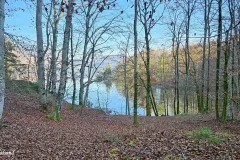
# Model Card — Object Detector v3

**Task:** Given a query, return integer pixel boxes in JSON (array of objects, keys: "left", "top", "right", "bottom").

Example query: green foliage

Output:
[
  {"left": 185, "top": 128, "right": 224, "bottom": 145},
  {"left": 209, "top": 137, "right": 224, "bottom": 144},
  {"left": 46, "top": 106, "right": 62, "bottom": 122},
  {"left": 194, "top": 128, "right": 212, "bottom": 139},
  {"left": 109, "top": 148, "right": 117, "bottom": 157},
  {"left": 109, "top": 153, "right": 116, "bottom": 157},
  {"left": 28, "top": 82, "right": 39, "bottom": 93},
  {"left": 0, "top": 124, "right": 8, "bottom": 129},
  {"left": 129, "top": 140, "right": 136, "bottom": 146},
  {"left": 104, "top": 63, "right": 112, "bottom": 78}
]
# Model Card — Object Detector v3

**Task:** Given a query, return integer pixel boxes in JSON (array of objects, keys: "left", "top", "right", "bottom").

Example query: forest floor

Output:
[{"left": 0, "top": 80, "right": 240, "bottom": 159}]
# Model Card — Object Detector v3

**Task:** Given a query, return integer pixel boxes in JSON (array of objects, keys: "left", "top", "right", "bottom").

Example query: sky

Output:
[{"left": 4, "top": 0, "right": 206, "bottom": 58}]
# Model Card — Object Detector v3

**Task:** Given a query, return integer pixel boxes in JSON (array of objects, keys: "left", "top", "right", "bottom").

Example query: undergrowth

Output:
[
  {"left": 185, "top": 127, "right": 224, "bottom": 144},
  {"left": 0, "top": 124, "right": 8, "bottom": 129},
  {"left": 46, "top": 106, "right": 62, "bottom": 122}
]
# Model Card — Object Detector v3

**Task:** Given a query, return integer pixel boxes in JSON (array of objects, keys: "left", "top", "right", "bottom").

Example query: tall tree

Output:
[
  {"left": 70, "top": 23, "right": 76, "bottom": 110},
  {"left": 205, "top": 0, "right": 213, "bottom": 113},
  {"left": 36, "top": 0, "right": 47, "bottom": 109},
  {"left": 49, "top": 0, "right": 64, "bottom": 94},
  {"left": 56, "top": 0, "right": 74, "bottom": 120},
  {"left": 168, "top": 4, "right": 184, "bottom": 115},
  {"left": 200, "top": 0, "right": 208, "bottom": 113},
  {"left": 123, "top": 34, "right": 130, "bottom": 115},
  {"left": 79, "top": 0, "right": 97, "bottom": 107},
  {"left": 178, "top": 0, "right": 196, "bottom": 113},
  {"left": 215, "top": 0, "right": 222, "bottom": 119},
  {"left": 138, "top": 0, "right": 163, "bottom": 116},
  {"left": 222, "top": 30, "right": 230, "bottom": 122},
  {"left": 78, "top": 0, "right": 118, "bottom": 109},
  {"left": 0, "top": 0, "right": 5, "bottom": 120},
  {"left": 133, "top": 0, "right": 139, "bottom": 124}
]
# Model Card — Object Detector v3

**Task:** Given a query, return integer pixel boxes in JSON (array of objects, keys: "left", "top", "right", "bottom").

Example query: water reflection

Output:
[
  {"left": 66, "top": 81, "right": 198, "bottom": 116},
  {"left": 65, "top": 81, "right": 146, "bottom": 115}
]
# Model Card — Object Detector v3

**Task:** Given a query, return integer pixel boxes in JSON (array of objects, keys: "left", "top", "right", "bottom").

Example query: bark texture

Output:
[
  {"left": 0, "top": 0, "right": 5, "bottom": 119},
  {"left": 56, "top": 0, "right": 74, "bottom": 113},
  {"left": 36, "top": 0, "right": 46, "bottom": 108},
  {"left": 133, "top": 0, "right": 139, "bottom": 124}
]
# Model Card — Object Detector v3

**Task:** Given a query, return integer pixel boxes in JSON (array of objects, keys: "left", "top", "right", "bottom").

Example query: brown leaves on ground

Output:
[{"left": 0, "top": 89, "right": 240, "bottom": 159}]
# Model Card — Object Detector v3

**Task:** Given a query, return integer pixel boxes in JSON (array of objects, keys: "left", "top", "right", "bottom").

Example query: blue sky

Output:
[
  {"left": 5, "top": 0, "right": 36, "bottom": 40},
  {"left": 5, "top": 0, "right": 206, "bottom": 55}
]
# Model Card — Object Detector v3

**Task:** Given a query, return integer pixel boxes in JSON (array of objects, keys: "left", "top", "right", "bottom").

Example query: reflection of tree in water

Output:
[
  {"left": 114, "top": 79, "right": 199, "bottom": 116},
  {"left": 104, "top": 80, "right": 112, "bottom": 93},
  {"left": 114, "top": 79, "right": 147, "bottom": 109}
]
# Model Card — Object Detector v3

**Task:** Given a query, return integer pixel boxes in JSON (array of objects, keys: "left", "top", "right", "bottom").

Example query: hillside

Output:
[{"left": 0, "top": 80, "right": 240, "bottom": 159}]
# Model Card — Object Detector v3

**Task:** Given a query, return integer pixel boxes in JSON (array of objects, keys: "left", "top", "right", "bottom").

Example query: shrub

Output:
[{"left": 194, "top": 128, "right": 212, "bottom": 139}]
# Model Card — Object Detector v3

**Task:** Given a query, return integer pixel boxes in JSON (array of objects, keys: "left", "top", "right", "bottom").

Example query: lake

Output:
[
  {"left": 65, "top": 81, "right": 146, "bottom": 115},
  {"left": 65, "top": 81, "right": 197, "bottom": 116}
]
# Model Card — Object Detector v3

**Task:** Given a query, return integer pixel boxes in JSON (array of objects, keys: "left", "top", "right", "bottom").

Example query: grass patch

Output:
[
  {"left": 185, "top": 127, "right": 224, "bottom": 144},
  {"left": 195, "top": 128, "right": 212, "bottom": 139},
  {"left": 209, "top": 137, "right": 224, "bottom": 144},
  {"left": 0, "top": 124, "right": 8, "bottom": 129},
  {"left": 109, "top": 148, "right": 118, "bottom": 158}
]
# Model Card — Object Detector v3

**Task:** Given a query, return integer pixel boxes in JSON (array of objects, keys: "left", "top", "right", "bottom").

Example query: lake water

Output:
[
  {"left": 65, "top": 81, "right": 197, "bottom": 116},
  {"left": 65, "top": 81, "right": 146, "bottom": 116}
]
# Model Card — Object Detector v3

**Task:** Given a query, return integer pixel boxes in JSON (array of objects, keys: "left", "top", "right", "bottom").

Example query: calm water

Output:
[
  {"left": 65, "top": 81, "right": 197, "bottom": 116},
  {"left": 65, "top": 81, "right": 146, "bottom": 115}
]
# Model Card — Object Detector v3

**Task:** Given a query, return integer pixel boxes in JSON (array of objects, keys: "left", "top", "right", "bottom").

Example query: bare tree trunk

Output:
[
  {"left": 172, "top": 26, "right": 177, "bottom": 115},
  {"left": 50, "top": 25, "right": 58, "bottom": 94},
  {"left": 176, "top": 32, "right": 181, "bottom": 115},
  {"left": 222, "top": 30, "right": 230, "bottom": 122},
  {"left": 133, "top": 0, "right": 139, "bottom": 124},
  {"left": 215, "top": 0, "right": 222, "bottom": 119},
  {"left": 144, "top": 23, "right": 151, "bottom": 116},
  {"left": 50, "top": 0, "right": 63, "bottom": 94},
  {"left": 206, "top": 0, "right": 212, "bottom": 112},
  {"left": 172, "top": 20, "right": 181, "bottom": 115},
  {"left": 163, "top": 90, "right": 166, "bottom": 115},
  {"left": 184, "top": 13, "right": 190, "bottom": 114},
  {"left": 0, "top": 0, "right": 5, "bottom": 120},
  {"left": 36, "top": 0, "right": 46, "bottom": 109},
  {"left": 124, "top": 34, "right": 130, "bottom": 115},
  {"left": 201, "top": 0, "right": 207, "bottom": 113},
  {"left": 84, "top": 46, "right": 95, "bottom": 107},
  {"left": 79, "top": 5, "right": 91, "bottom": 107},
  {"left": 238, "top": 7, "right": 240, "bottom": 111},
  {"left": 56, "top": 0, "right": 74, "bottom": 119},
  {"left": 70, "top": 23, "right": 76, "bottom": 110}
]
